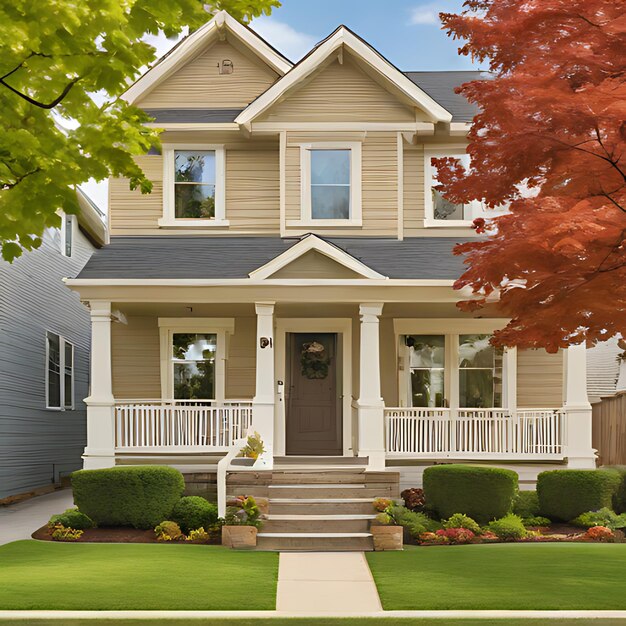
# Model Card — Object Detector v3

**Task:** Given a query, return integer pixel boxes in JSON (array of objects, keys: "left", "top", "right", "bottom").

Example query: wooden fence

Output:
[{"left": 592, "top": 393, "right": 626, "bottom": 466}]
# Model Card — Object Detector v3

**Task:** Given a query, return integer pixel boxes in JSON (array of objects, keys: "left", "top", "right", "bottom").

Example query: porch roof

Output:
[{"left": 77, "top": 235, "right": 472, "bottom": 280}]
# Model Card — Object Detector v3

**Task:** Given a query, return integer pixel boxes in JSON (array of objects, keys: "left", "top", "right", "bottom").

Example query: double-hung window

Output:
[
  {"left": 46, "top": 332, "right": 74, "bottom": 410},
  {"left": 295, "top": 142, "right": 362, "bottom": 226},
  {"left": 459, "top": 334, "right": 503, "bottom": 408},
  {"left": 160, "top": 145, "right": 227, "bottom": 227},
  {"left": 407, "top": 335, "right": 446, "bottom": 408}
]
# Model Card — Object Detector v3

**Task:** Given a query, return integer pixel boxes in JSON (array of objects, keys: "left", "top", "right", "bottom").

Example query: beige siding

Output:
[
  {"left": 517, "top": 349, "right": 564, "bottom": 408},
  {"left": 112, "top": 317, "right": 161, "bottom": 399},
  {"left": 285, "top": 131, "right": 399, "bottom": 236},
  {"left": 403, "top": 146, "right": 425, "bottom": 234},
  {"left": 226, "top": 317, "right": 256, "bottom": 399},
  {"left": 270, "top": 251, "right": 361, "bottom": 279},
  {"left": 137, "top": 40, "right": 278, "bottom": 109},
  {"left": 260, "top": 55, "right": 416, "bottom": 123},
  {"left": 380, "top": 317, "right": 398, "bottom": 406}
]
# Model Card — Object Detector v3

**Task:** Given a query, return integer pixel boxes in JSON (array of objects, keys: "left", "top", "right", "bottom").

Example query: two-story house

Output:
[{"left": 67, "top": 12, "right": 596, "bottom": 496}]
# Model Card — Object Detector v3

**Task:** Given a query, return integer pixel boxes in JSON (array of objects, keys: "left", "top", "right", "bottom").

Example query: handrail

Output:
[{"left": 217, "top": 426, "right": 254, "bottom": 518}]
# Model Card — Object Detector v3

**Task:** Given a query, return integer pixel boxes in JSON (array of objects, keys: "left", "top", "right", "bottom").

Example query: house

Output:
[
  {"left": 66, "top": 12, "right": 596, "bottom": 508},
  {"left": 0, "top": 190, "right": 107, "bottom": 501}
]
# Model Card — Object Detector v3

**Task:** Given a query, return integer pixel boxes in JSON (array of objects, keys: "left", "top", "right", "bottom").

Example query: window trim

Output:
[
  {"left": 61, "top": 213, "right": 74, "bottom": 257},
  {"left": 423, "top": 144, "right": 482, "bottom": 228},
  {"left": 159, "top": 143, "right": 228, "bottom": 228},
  {"left": 293, "top": 141, "right": 362, "bottom": 227},
  {"left": 158, "top": 318, "right": 235, "bottom": 402},
  {"left": 45, "top": 331, "right": 74, "bottom": 410}
]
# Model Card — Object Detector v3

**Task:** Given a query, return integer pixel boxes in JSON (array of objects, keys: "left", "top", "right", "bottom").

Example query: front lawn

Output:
[
  {"left": 4, "top": 622, "right": 626, "bottom": 626},
  {"left": 0, "top": 541, "right": 278, "bottom": 610},
  {"left": 367, "top": 543, "right": 626, "bottom": 610}
]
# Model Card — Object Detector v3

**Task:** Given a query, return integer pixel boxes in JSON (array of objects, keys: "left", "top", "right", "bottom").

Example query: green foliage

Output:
[
  {"left": 186, "top": 527, "right": 210, "bottom": 542},
  {"left": 571, "top": 507, "right": 626, "bottom": 531},
  {"left": 0, "top": 0, "right": 279, "bottom": 261},
  {"left": 602, "top": 466, "right": 626, "bottom": 513},
  {"left": 237, "top": 431, "right": 265, "bottom": 460},
  {"left": 154, "top": 521, "right": 183, "bottom": 542},
  {"left": 374, "top": 512, "right": 394, "bottom": 526},
  {"left": 391, "top": 505, "right": 441, "bottom": 537},
  {"left": 442, "top": 513, "right": 481, "bottom": 534},
  {"left": 48, "top": 508, "right": 94, "bottom": 530},
  {"left": 537, "top": 469, "right": 621, "bottom": 521},
  {"left": 224, "top": 495, "right": 262, "bottom": 528},
  {"left": 373, "top": 497, "right": 394, "bottom": 512},
  {"left": 522, "top": 516, "right": 551, "bottom": 527},
  {"left": 488, "top": 514, "right": 527, "bottom": 540},
  {"left": 423, "top": 464, "right": 518, "bottom": 523},
  {"left": 72, "top": 465, "right": 185, "bottom": 529},
  {"left": 50, "top": 524, "right": 83, "bottom": 541},
  {"left": 513, "top": 490, "right": 540, "bottom": 518},
  {"left": 170, "top": 496, "right": 218, "bottom": 534}
]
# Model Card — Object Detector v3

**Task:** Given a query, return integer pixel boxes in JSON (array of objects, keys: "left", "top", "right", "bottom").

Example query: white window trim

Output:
[
  {"left": 45, "top": 332, "right": 74, "bottom": 410},
  {"left": 159, "top": 144, "right": 229, "bottom": 228},
  {"left": 291, "top": 142, "right": 362, "bottom": 227},
  {"left": 60, "top": 213, "right": 74, "bottom": 257},
  {"left": 423, "top": 144, "right": 482, "bottom": 228},
  {"left": 158, "top": 318, "right": 235, "bottom": 402}
]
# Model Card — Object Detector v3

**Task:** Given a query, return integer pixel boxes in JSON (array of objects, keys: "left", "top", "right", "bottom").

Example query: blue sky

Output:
[{"left": 81, "top": 1, "right": 478, "bottom": 211}]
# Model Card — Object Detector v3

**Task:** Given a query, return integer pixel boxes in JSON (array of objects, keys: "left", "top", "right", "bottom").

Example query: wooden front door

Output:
[{"left": 286, "top": 332, "right": 342, "bottom": 455}]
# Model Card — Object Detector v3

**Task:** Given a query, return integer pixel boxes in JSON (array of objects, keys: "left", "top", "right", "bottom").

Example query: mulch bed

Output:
[{"left": 32, "top": 525, "right": 221, "bottom": 544}]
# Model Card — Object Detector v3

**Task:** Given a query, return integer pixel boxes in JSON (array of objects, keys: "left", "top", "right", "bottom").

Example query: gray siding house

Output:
[{"left": 0, "top": 190, "right": 107, "bottom": 500}]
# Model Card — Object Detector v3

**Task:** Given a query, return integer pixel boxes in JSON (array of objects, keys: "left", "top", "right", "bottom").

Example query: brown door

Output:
[{"left": 286, "top": 332, "right": 342, "bottom": 455}]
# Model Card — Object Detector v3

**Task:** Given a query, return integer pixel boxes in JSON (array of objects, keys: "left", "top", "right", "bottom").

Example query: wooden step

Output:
[
  {"left": 273, "top": 456, "right": 368, "bottom": 466},
  {"left": 256, "top": 532, "right": 373, "bottom": 551},
  {"left": 262, "top": 514, "right": 374, "bottom": 533},
  {"left": 268, "top": 499, "right": 375, "bottom": 515},
  {"left": 268, "top": 484, "right": 394, "bottom": 499},
  {"left": 269, "top": 470, "right": 395, "bottom": 484}
]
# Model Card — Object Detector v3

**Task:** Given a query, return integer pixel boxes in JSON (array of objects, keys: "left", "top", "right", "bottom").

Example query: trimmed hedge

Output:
[
  {"left": 171, "top": 496, "right": 218, "bottom": 533},
  {"left": 537, "top": 469, "right": 621, "bottom": 521},
  {"left": 602, "top": 466, "right": 626, "bottom": 513},
  {"left": 512, "top": 490, "right": 540, "bottom": 518},
  {"left": 422, "top": 464, "right": 518, "bottom": 523},
  {"left": 72, "top": 466, "right": 185, "bottom": 529},
  {"left": 48, "top": 508, "right": 94, "bottom": 530}
]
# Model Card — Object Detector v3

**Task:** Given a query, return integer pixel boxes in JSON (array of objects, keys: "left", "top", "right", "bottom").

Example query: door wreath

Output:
[{"left": 300, "top": 341, "right": 330, "bottom": 379}]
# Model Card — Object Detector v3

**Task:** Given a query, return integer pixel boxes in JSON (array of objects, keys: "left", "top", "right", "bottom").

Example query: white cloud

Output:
[
  {"left": 250, "top": 17, "right": 317, "bottom": 62},
  {"left": 409, "top": 2, "right": 446, "bottom": 25}
]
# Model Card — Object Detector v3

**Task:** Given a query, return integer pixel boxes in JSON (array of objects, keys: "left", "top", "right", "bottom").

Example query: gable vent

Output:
[{"left": 218, "top": 59, "right": 234, "bottom": 74}]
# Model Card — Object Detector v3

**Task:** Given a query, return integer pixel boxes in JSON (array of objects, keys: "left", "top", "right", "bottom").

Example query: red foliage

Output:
[
  {"left": 401, "top": 488, "right": 426, "bottom": 511},
  {"left": 436, "top": 527, "right": 477, "bottom": 544},
  {"left": 584, "top": 525, "right": 615, "bottom": 541},
  {"left": 436, "top": 0, "right": 626, "bottom": 350}
]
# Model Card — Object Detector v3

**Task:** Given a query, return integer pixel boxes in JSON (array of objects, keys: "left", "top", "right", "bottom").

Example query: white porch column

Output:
[
  {"left": 564, "top": 343, "right": 596, "bottom": 468},
  {"left": 357, "top": 303, "right": 385, "bottom": 470},
  {"left": 252, "top": 302, "right": 275, "bottom": 467},
  {"left": 82, "top": 300, "right": 116, "bottom": 469}
]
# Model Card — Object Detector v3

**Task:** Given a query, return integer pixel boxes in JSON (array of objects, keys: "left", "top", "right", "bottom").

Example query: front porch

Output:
[{"left": 79, "top": 298, "right": 596, "bottom": 472}]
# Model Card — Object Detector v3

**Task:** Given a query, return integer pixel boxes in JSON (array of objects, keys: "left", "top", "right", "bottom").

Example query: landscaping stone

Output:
[
  {"left": 371, "top": 526, "right": 403, "bottom": 551},
  {"left": 222, "top": 525, "right": 257, "bottom": 549}
]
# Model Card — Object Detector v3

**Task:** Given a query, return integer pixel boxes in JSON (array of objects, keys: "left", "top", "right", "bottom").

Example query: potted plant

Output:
[
  {"left": 221, "top": 495, "right": 263, "bottom": 549},
  {"left": 370, "top": 497, "right": 403, "bottom": 551},
  {"left": 232, "top": 432, "right": 265, "bottom": 467}
]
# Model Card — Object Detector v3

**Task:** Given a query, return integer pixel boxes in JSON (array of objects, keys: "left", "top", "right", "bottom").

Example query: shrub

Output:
[
  {"left": 224, "top": 495, "right": 262, "bottom": 528},
  {"left": 154, "top": 520, "right": 183, "bottom": 542},
  {"left": 522, "top": 516, "right": 552, "bottom": 527},
  {"left": 72, "top": 466, "right": 185, "bottom": 529},
  {"left": 571, "top": 508, "right": 626, "bottom": 530},
  {"left": 537, "top": 469, "right": 621, "bottom": 521},
  {"left": 170, "top": 496, "right": 218, "bottom": 534},
  {"left": 373, "top": 497, "right": 393, "bottom": 512},
  {"left": 602, "top": 466, "right": 626, "bottom": 513},
  {"left": 48, "top": 508, "right": 94, "bottom": 530},
  {"left": 584, "top": 526, "right": 615, "bottom": 542},
  {"left": 186, "top": 527, "right": 209, "bottom": 542},
  {"left": 423, "top": 464, "right": 518, "bottom": 523},
  {"left": 50, "top": 524, "right": 83, "bottom": 541},
  {"left": 513, "top": 491, "right": 540, "bottom": 518},
  {"left": 391, "top": 505, "right": 441, "bottom": 537},
  {"left": 419, "top": 531, "right": 449, "bottom": 545},
  {"left": 435, "top": 528, "right": 476, "bottom": 544},
  {"left": 374, "top": 512, "right": 394, "bottom": 526},
  {"left": 488, "top": 514, "right": 527, "bottom": 540},
  {"left": 442, "top": 513, "right": 481, "bottom": 534},
  {"left": 401, "top": 488, "right": 425, "bottom": 511}
]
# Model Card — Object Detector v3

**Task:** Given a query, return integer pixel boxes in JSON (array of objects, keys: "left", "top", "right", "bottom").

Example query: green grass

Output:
[
  {"left": 3, "top": 623, "right": 626, "bottom": 626},
  {"left": 0, "top": 541, "right": 278, "bottom": 610},
  {"left": 367, "top": 543, "right": 626, "bottom": 610}
]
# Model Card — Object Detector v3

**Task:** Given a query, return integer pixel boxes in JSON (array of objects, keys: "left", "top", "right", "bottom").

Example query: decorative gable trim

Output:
[
  {"left": 236, "top": 26, "right": 453, "bottom": 127},
  {"left": 249, "top": 234, "right": 386, "bottom": 280},
  {"left": 122, "top": 11, "right": 292, "bottom": 105}
]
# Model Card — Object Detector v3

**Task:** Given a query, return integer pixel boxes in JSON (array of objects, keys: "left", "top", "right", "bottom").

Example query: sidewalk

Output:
[{"left": 0, "top": 489, "right": 73, "bottom": 545}]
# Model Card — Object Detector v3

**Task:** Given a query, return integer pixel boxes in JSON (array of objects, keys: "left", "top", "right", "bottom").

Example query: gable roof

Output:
[
  {"left": 76, "top": 188, "right": 108, "bottom": 248},
  {"left": 122, "top": 11, "right": 292, "bottom": 105},
  {"left": 236, "top": 25, "right": 453, "bottom": 127}
]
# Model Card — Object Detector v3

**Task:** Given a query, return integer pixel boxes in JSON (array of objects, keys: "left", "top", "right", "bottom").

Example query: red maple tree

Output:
[{"left": 436, "top": 0, "right": 626, "bottom": 352}]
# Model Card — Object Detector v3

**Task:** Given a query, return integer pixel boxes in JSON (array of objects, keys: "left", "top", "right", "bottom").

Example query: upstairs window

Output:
[
  {"left": 160, "top": 145, "right": 227, "bottom": 227},
  {"left": 46, "top": 332, "right": 74, "bottom": 410}
]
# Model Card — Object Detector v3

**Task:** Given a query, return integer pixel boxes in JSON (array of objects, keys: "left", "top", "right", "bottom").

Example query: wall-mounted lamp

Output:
[{"left": 260, "top": 337, "right": 272, "bottom": 349}]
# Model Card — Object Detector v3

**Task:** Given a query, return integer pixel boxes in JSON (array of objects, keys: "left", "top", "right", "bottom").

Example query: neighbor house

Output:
[
  {"left": 0, "top": 190, "right": 107, "bottom": 501},
  {"left": 66, "top": 12, "right": 596, "bottom": 505}
]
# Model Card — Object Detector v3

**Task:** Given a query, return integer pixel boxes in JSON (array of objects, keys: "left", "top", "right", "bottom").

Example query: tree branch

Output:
[{"left": 0, "top": 75, "right": 83, "bottom": 109}]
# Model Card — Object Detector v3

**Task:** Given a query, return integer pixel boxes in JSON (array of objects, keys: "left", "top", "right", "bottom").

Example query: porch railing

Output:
[
  {"left": 114, "top": 400, "right": 253, "bottom": 451},
  {"left": 385, "top": 407, "right": 565, "bottom": 459}
]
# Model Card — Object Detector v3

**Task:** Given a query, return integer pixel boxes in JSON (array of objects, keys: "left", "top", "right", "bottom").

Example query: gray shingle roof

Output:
[
  {"left": 142, "top": 108, "right": 244, "bottom": 123},
  {"left": 404, "top": 71, "right": 490, "bottom": 122},
  {"left": 77, "top": 236, "right": 472, "bottom": 280}
]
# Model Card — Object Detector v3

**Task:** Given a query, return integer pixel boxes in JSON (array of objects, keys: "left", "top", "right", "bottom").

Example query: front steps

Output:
[{"left": 226, "top": 461, "right": 399, "bottom": 551}]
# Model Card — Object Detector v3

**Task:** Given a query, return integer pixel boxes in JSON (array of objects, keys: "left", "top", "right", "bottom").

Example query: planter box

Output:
[
  {"left": 371, "top": 525, "right": 403, "bottom": 551},
  {"left": 222, "top": 525, "right": 257, "bottom": 549},
  {"left": 231, "top": 457, "right": 256, "bottom": 467}
]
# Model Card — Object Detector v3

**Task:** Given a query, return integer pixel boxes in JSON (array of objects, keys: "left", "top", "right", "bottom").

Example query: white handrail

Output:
[{"left": 217, "top": 426, "right": 254, "bottom": 519}]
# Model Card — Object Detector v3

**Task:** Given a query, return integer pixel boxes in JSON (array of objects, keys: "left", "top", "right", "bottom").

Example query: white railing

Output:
[
  {"left": 114, "top": 400, "right": 253, "bottom": 451},
  {"left": 385, "top": 407, "right": 565, "bottom": 459}
]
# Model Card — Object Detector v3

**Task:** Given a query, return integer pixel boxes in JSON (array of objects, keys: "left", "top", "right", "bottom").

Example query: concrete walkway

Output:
[
  {"left": 0, "top": 489, "right": 73, "bottom": 545},
  {"left": 276, "top": 552, "right": 382, "bottom": 614}
]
